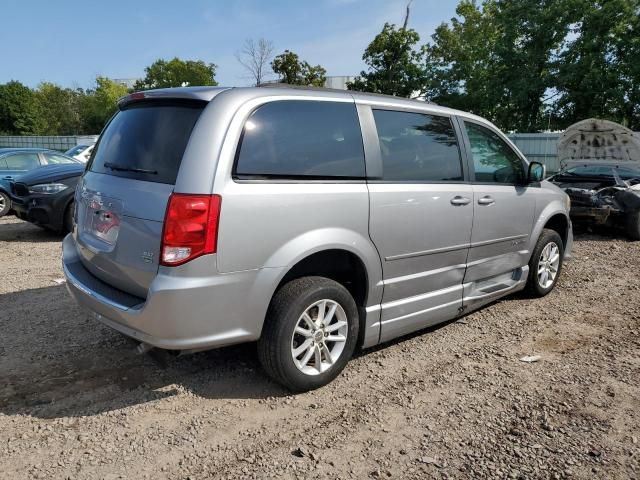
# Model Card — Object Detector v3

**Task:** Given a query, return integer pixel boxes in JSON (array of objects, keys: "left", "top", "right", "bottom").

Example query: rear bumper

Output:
[{"left": 62, "top": 234, "right": 283, "bottom": 350}]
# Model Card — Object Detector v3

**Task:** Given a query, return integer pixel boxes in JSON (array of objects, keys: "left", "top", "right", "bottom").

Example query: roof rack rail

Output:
[{"left": 258, "top": 83, "right": 436, "bottom": 104}]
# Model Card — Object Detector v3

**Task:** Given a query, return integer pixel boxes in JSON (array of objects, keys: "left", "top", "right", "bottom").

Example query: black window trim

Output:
[
  {"left": 366, "top": 106, "right": 470, "bottom": 185},
  {"left": 87, "top": 99, "right": 206, "bottom": 185},
  {"left": 457, "top": 117, "right": 529, "bottom": 187},
  {"left": 232, "top": 99, "right": 368, "bottom": 183}
]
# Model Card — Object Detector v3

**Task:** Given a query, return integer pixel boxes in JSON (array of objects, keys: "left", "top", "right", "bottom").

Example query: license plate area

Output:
[{"left": 82, "top": 193, "right": 124, "bottom": 249}]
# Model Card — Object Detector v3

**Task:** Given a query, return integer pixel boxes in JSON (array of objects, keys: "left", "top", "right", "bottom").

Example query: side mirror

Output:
[{"left": 528, "top": 162, "right": 546, "bottom": 183}]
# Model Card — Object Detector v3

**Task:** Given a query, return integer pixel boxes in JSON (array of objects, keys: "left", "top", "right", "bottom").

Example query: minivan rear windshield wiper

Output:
[{"left": 104, "top": 162, "right": 158, "bottom": 175}]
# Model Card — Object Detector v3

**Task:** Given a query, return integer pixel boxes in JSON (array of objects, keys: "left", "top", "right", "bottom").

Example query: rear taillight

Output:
[{"left": 160, "top": 193, "right": 221, "bottom": 266}]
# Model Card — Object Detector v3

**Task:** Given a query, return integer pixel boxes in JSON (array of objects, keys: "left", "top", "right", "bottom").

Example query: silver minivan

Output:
[{"left": 62, "top": 86, "right": 573, "bottom": 391}]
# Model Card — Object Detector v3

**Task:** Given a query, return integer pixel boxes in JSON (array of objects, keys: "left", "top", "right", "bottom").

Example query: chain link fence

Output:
[
  {"left": 0, "top": 135, "right": 98, "bottom": 152},
  {"left": 0, "top": 133, "right": 576, "bottom": 173}
]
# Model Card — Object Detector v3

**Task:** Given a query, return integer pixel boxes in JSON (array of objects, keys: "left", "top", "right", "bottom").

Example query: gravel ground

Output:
[{"left": 0, "top": 215, "right": 638, "bottom": 479}]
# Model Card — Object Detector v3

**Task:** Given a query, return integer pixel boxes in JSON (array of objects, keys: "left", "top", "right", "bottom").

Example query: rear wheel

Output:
[
  {"left": 526, "top": 228, "right": 564, "bottom": 297},
  {"left": 257, "top": 276, "right": 359, "bottom": 392},
  {"left": 0, "top": 192, "right": 10, "bottom": 217},
  {"left": 624, "top": 210, "right": 640, "bottom": 241}
]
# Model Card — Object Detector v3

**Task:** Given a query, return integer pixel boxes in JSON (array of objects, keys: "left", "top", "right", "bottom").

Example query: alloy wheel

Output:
[
  {"left": 290, "top": 299, "right": 348, "bottom": 376},
  {"left": 537, "top": 241, "right": 560, "bottom": 289}
]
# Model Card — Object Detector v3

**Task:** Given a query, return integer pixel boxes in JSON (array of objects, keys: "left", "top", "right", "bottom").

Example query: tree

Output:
[
  {"left": 553, "top": 0, "right": 640, "bottom": 129},
  {"left": 81, "top": 77, "right": 129, "bottom": 133},
  {"left": 0, "top": 81, "right": 43, "bottom": 135},
  {"left": 424, "top": 0, "right": 579, "bottom": 131},
  {"left": 348, "top": 1, "right": 428, "bottom": 98},
  {"left": 36, "top": 83, "right": 84, "bottom": 135},
  {"left": 348, "top": 22, "right": 427, "bottom": 98},
  {"left": 236, "top": 38, "right": 275, "bottom": 86},
  {"left": 271, "top": 50, "right": 327, "bottom": 87},
  {"left": 134, "top": 57, "right": 218, "bottom": 90},
  {"left": 423, "top": 1, "right": 500, "bottom": 116}
]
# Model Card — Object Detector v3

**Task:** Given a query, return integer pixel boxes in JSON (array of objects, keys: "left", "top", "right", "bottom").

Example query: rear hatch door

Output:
[{"left": 74, "top": 99, "right": 206, "bottom": 298}]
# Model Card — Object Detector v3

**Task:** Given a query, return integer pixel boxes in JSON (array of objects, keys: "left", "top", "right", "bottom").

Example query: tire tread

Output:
[{"left": 257, "top": 276, "right": 358, "bottom": 392}]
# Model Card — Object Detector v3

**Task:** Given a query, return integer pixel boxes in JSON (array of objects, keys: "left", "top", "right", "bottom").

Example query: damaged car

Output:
[{"left": 549, "top": 119, "right": 640, "bottom": 240}]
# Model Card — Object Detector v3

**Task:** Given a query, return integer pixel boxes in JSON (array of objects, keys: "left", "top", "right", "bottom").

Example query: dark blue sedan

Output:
[
  {"left": 0, "top": 148, "right": 81, "bottom": 217},
  {"left": 10, "top": 162, "right": 85, "bottom": 233}
]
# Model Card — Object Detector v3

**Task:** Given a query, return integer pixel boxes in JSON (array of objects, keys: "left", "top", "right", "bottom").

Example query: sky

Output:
[{"left": 0, "top": 0, "right": 460, "bottom": 89}]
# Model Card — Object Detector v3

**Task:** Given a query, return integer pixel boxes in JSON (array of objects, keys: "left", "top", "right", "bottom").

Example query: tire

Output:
[
  {"left": 624, "top": 210, "right": 640, "bottom": 241},
  {"left": 257, "top": 276, "right": 359, "bottom": 392},
  {"left": 525, "top": 228, "right": 564, "bottom": 297},
  {"left": 63, "top": 201, "right": 74, "bottom": 234},
  {"left": 0, "top": 191, "right": 10, "bottom": 217}
]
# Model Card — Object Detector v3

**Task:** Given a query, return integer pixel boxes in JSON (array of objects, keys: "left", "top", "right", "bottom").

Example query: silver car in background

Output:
[{"left": 62, "top": 86, "right": 572, "bottom": 391}]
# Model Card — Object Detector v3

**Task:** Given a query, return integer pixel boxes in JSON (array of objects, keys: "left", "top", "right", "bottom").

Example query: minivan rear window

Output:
[
  {"left": 89, "top": 101, "right": 205, "bottom": 184},
  {"left": 234, "top": 100, "right": 365, "bottom": 179}
]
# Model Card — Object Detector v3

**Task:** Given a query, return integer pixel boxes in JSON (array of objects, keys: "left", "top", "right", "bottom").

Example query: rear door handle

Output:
[
  {"left": 3, "top": 176, "right": 13, "bottom": 180},
  {"left": 450, "top": 196, "right": 471, "bottom": 206},
  {"left": 478, "top": 195, "right": 495, "bottom": 206}
]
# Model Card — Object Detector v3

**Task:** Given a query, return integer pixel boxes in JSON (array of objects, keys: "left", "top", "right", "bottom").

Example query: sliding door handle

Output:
[
  {"left": 478, "top": 195, "right": 495, "bottom": 206},
  {"left": 450, "top": 196, "right": 471, "bottom": 206}
]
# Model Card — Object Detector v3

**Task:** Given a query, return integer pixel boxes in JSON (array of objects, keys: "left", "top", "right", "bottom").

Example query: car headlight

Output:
[
  {"left": 28, "top": 183, "right": 69, "bottom": 194},
  {"left": 565, "top": 194, "right": 571, "bottom": 211}
]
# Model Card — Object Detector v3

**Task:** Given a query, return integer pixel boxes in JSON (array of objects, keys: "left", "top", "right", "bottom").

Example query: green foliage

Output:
[
  {"left": 0, "top": 81, "right": 43, "bottom": 135},
  {"left": 348, "top": 22, "right": 428, "bottom": 97},
  {"left": 0, "top": 77, "right": 127, "bottom": 136},
  {"left": 271, "top": 50, "right": 327, "bottom": 87},
  {"left": 0, "top": 56, "right": 219, "bottom": 136},
  {"left": 424, "top": 0, "right": 640, "bottom": 131},
  {"left": 553, "top": 0, "right": 640, "bottom": 129},
  {"left": 425, "top": 1, "right": 500, "bottom": 117},
  {"left": 81, "top": 77, "right": 129, "bottom": 133},
  {"left": 134, "top": 57, "right": 218, "bottom": 90},
  {"left": 36, "top": 82, "right": 85, "bottom": 135}
]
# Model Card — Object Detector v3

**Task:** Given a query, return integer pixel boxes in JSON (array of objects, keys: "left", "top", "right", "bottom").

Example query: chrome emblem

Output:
[{"left": 141, "top": 251, "right": 154, "bottom": 263}]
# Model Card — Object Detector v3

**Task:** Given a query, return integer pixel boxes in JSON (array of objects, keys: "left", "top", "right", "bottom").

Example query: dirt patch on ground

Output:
[{"left": 0, "top": 216, "right": 638, "bottom": 479}]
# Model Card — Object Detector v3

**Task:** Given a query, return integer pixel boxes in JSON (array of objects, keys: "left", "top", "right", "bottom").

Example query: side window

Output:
[
  {"left": 43, "top": 153, "right": 76, "bottom": 165},
  {"left": 235, "top": 100, "right": 365, "bottom": 178},
  {"left": 0, "top": 159, "right": 7, "bottom": 170},
  {"left": 464, "top": 122, "right": 525, "bottom": 184},
  {"left": 373, "top": 110, "right": 463, "bottom": 181},
  {"left": 5, "top": 153, "right": 40, "bottom": 171}
]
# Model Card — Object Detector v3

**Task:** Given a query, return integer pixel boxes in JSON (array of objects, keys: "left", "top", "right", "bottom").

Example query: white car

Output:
[{"left": 64, "top": 144, "right": 94, "bottom": 163}]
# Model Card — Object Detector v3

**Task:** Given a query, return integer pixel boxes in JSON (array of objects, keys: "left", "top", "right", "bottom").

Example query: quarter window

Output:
[
  {"left": 43, "top": 153, "right": 77, "bottom": 165},
  {"left": 372, "top": 110, "right": 463, "bottom": 182},
  {"left": 235, "top": 100, "right": 365, "bottom": 179},
  {"left": 464, "top": 122, "right": 525, "bottom": 184},
  {"left": 5, "top": 153, "right": 40, "bottom": 170}
]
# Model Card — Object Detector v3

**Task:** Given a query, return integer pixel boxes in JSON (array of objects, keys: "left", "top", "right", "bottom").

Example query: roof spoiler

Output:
[{"left": 117, "top": 87, "right": 231, "bottom": 109}]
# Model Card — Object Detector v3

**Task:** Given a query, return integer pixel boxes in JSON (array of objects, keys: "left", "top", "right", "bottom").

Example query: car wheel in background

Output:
[
  {"left": 257, "top": 276, "right": 359, "bottom": 392},
  {"left": 526, "top": 228, "right": 564, "bottom": 297},
  {"left": 624, "top": 211, "right": 640, "bottom": 241},
  {"left": 63, "top": 201, "right": 75, "bottom": 234},
  {"left": 0, "top": 192, "right": 10, "bottom": 217}
]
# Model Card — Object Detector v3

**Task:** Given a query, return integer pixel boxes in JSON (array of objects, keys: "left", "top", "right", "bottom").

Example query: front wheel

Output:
[
  {"left": 624, "top": 210, "right": 640, "bottom": 241},
  {"left": 525, "top": 228, "right": 564, "bottom": 297},
  {"left": 0, "top": 192, "right": 10, "bottom": 217},
  {"left": 257, "top": 276, "right": 359, "bottom": 392}
]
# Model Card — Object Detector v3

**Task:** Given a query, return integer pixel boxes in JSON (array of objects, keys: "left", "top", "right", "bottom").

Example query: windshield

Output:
[
  {"left": 65, "top": 145, "right": 88, "bottom": 156},
  {"left": 88, "top": 100, "right": 205, "bottom": 184}
]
